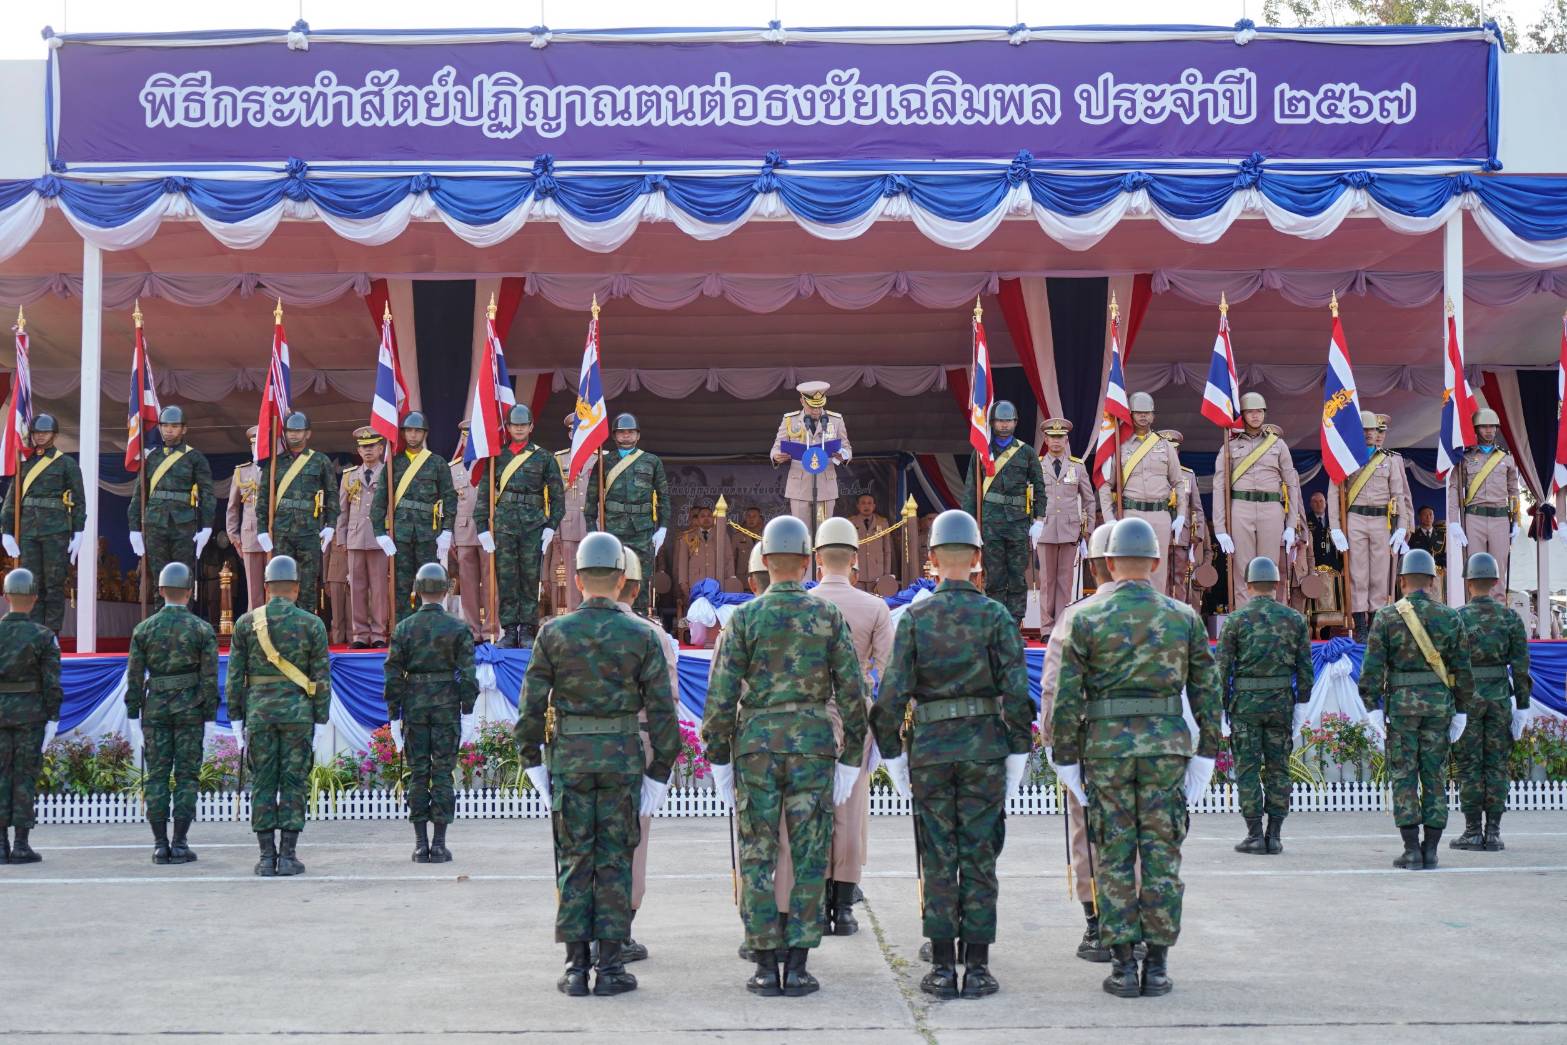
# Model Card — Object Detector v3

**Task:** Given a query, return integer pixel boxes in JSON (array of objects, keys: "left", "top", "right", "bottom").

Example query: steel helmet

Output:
[
  {"left": 613, "top": 413, "right": 640, "bottom": 432},
  {"left": 3, "top": 567, "right": 37, "bottom": 595},
  {"left": 1465, "top": 552, "right": 1500, "bottom": 581},
  {"left": 264, "top": 555, "right": 300, "bottom": 583},
  {"left": 401, "top": 412, "right": 429, "bottom": 431},
  {"left": 1472, "top": 408, "right": 1501, "bottom": 428},
  {"left": 507, "top": 404, "right": 533, "bottom": 426},
  {"left": 929, "top": 509, "right": 982, "bottom": 549},
  {"left": 158, "top": 405, "right": 186, "bottom": 425},
  {"left": 991, "top": 400, "right": 1018, "bottom": 423},
  {"left": 747, "top": 542, "right": 767, "bottom": 575},
  {"left": 283, "top": 411, "right": 310, "bottom": 431},
  {"left": 1106, "top": 517, "right": 1161, "bottom": 560},
  {"left": 1400, "top": 548, "right": 1437, "bottom": 577},
  {"left": 620, "top": 548, "right": 643, "bottom": 583},
  {"left": 1239, "top": 392, "right": 1268, "bottom": 411},
  {"left": 762, "top": 515, "right": 812, "bottom": 556},
  {"left": 1245, "top": 556, "right": 1281, "bottom": 584},
  {"left": 414, "top": 561, "right": 449, "bottom": 594},
  {"left": 28, "top": 413, "right": 57, "bottom": 434},
  {"left": 1087, "top": 522, "right": 1115, "bottom": 560},
  {"left": 157, "top": 562, "right": 193, "bottom": 590},
  {"left": 1128, "top": 392, "right": 1155, "bottom": 413},
  {"left": 576, "top": 531, "right": 625, "bottom": 571},
  {"left": 815, "top": 517, "right": 859, "bottom": 551}
]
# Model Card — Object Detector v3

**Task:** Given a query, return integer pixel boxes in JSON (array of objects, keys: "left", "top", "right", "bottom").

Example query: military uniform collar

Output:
[
  {"left": 1469, "top": 594, "right": 1500, "bottom": 607},
  {"left": 33, "top": 447, "right": 56, "bottom": 458},
  {"left": 1121, "top": 578, "right": 1156, "bottom": 590},
  {"left": 2, "top": 611, "right": 30, "bottom": 621},
  {"left": 1405, "top": 589, "right": 1433, "bottom": 603},
  {"left": 817, "top": 574, "right": 853, "bottom": 587},
  {"left": 935, "top": 579, "right": 978, "bottom": 593},
  {"left": 415, "top": 602, "right": 443, "bottom": 614},
  {"left": 160, "top": 604, "right": 190, "bottom": 614},
  {"left": 581, "top": 596, "right": 619, "bottom": 610},
  {"left": 164, "top": 443, "right": 187, "bottom": 453},
  {"left": 769, "top": 580, "right": 806, "bottom": 593},
  {"left": 265, "top": 596, "right": 294, "bottom": 609}
]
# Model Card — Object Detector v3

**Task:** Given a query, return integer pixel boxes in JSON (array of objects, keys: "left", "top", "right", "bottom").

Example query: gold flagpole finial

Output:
[
  {"left": 591, "top": 293, "right": 601, "bottom": 321},
  {"left": 714, "top": 494, "right": 728, "bottom": 518},
  {"left": 1219, "top": 291, "right": 1229, "bottom": 316},
  {"left": 1329, "top": 290, "right": 1340, "bottom": 319},
  {"left": 487, "top": 292, "right": 498, "bottom": 322},
  {"left": 382, "top": 300, "right": 392, "bottom": 323},
  {"left": 273, "top": 297, "right": 284, "bottom": 323},
  {"left": 1109, "top": 291, "right": 1120, "bottom": 322},
  {"left": 14, "top": 305, "right": 24, "bottom": 334},
  {"left": 973, "top": 296, "right": 983, "bottom": 322},
  {"left": 133, "top": 298, "right": 143, "bottom": 329},
  {"left": 903, "top": 494, "right": 919, "bottom": 520},
  {"left": 1445, "top": 295, "right": 1456, "bottom": 318}
]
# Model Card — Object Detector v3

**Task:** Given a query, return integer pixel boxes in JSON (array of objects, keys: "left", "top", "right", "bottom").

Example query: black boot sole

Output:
[
  {"left": 153, "top": 850, "right": 171, "bottom": 865},
  {"left": 593, "top": 976, "right": 638, "bottom": 996},
  {"left": 1484, "top": 839, "right": 1505, "bottom": 851},
  {"left": 558, "top": 975, "right": 590, "bottom": 997},
  {"left": 920, "top": 978, "right": 959, "bottom": 1000},
  {"left": 1076, "top": 943, "right": 1112, "bottom": 962},
  {"left": 1141, "top": 978, "right": 1173, "bottom": 997},
  {"left": 168, "top": 852, "right": 196, "bottom": 864},
  {"left": 9, "top": 853, "right": 42, "bottom": 864},
  {"left": 412, "top": 850, "right": 431, "bottom": 863},
  {"left": 1102, "top": 977, "right": 1142, "bottom": 999},
  {"left": 746, "top": 979, "right": 783, "bottom": 997},
  {"left": 782, "top": 979, "right": 820, "bottom": 998},
  {"left": 428, "top": 849, "right": 453, "bottom": 863},
  {"left": 960, "top": 978, "right": 999, "bottom": 998}
]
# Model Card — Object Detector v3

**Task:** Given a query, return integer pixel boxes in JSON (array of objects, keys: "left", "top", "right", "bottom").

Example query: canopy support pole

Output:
[
  {"left": 75, "top": 241, "right": 103, "bottom": 652},
  {"left": 1443, "top": 214, "right": 1466, "bottom": 608},
  {"left": 1538, "top": 525, "right": 1551, "bottom": 638}
]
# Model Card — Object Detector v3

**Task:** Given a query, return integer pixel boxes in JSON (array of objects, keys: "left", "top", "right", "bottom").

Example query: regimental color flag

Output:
[
  {"left": 369, "top": 309, "right": 409, "bottom": 448},
  {"left": 126, "top": 311, "right": 162, "bottom": 471},
  {"left": 464, "top": 307, "right": 510, "bottom": 482},
  {"left": 0, "top": 319, "right": 30, "bottom": 478},
  {"left": 1200, "top": 300, "right": 1243, "bottom": 430},
  {"left": 1091, "top": 313, "right": 1133, "bottom": 489},
  {"left": 567, "top": 308, "right": 609, "bottom": 484},
  {"left": 254, "top": 304, "right": 293, "bottom": 464},
  {"left": 969, "top": 306, "right": 995, "bottom": 477},
  {"left": 1320, "top": 301, "right": 1373, "bottom": 484},
  {"left": 1436, "top": 303, "right": 1478, "bottom": 480}
]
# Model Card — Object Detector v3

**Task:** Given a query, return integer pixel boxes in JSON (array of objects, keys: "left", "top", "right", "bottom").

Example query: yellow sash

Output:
[
  {"left": 497, "top": 446, "right": 536, "bottom": 494},
  {"left": 19, "top": 452, "right": 62, "bottom": 498},
  {"left": 149, "top": 448, "right": 188, "bottom": 494},
  {"left": 1393, "top": 598, "right": 1453, "bottom": 688},
  {"left": 393, "top": 449, "right": 432, "bottom": 507},
  {"left": 1120, "top": 433, "right": 1162, "bottom": 485},
  {"left": 1464, "top": 450, "right": 1505, "bottom": 506},
  {"left": 981, "top": 443, "right": 1023, "bottom": 499},
  {"left": 604, "top": 449, "right": 643, "bottom": 491},
  {"left": 1230, "top": 432, "right": 1278, "bottom": 485},
  {"left": 1344, "top": 451, "right": 1383, "bottom": 509},
  {"left": 252, "top": 607, "right": 317, "bottom": 696},
  {"left": 274, "top": 450, "right": 316, "bottom": 502}
]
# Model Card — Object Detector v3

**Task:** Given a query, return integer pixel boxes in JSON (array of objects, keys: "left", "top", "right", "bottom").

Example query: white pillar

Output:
[
  {"left": 75, "top": 241, "right": 102, "bottom": 651},
  {"left": 1537, "top": 526, "right": 1550, "bottom": 638},
  {"left": 1443, "top": 214, "right": 1465, "bottom": 607}
]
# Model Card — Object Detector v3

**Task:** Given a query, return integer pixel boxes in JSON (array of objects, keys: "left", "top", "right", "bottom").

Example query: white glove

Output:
[
  {"left": 1511, "top": 524, "right": 1518, "bottom": 541},
  {"left": 41, "top": 720, "right": 57, "bottom": 753},
  {"left": 1292, "top": 703, "right": 1309, "bottom": 737},
  {"left": 313, "top": 723, "right": 330, "bottom": 750},
  {"left": 653, "top": 527, "right": 667, "bottom": 554},
  {"left": 1216, "top": 533, "right": 1235, "bottom": 555},
  {"left": 524, "top": 765, "right": 552, "bottom": 808},
  {"left": 2, "top": 533, "right": 18, "bottom": 558},
  {"left": 460, "top": 712, "right": 474, "bottom": 739},
  {"left": 436, "top": 531, "right": 452, "bottom": 562},
  {"left": 1055, "top": 762, "right": 1087, "bottom": 806},
  {"left": 1184, "top": 755, "right": 1217, "bottom": 803},
  {"left": 1172, "top": 515, "right": 1186, "bottom": 543},
  {"left": 640, "top": 774, "right": 671, "bottom": 817},
  {"left": 1448, "top": 712, "right": 1468, "bottom": 745},
  {"left": 832, "top": 761, "right": 860, "bottom": 807},
  {"left": 129, "top": 531, "right": 145, "bottom": 557},
  {"left": 1028, "top": 520, "right": 1044, "bottom": 544},
  {"left": 711, "top": 762, "right": 735, "bottom": 808},
  {"left": 231, "top": 720, "right": 245, "bottom": 754},
  {"left": 319, "top": 527, "right": 334, "bottom": 552},
  {"left": 256, "top": 532, "right": 274, "bottom": 554},
  {"left": 1389, "top": 527, "right": 1407, "bottom": 550},
  {"left": 377, "top": 535, "right": 397, "bottom": 557},
  {"left": 1364, "top": 709, "right": 1386, "bottom": 749},
  {"left": 1077, "top": 539, "right": 1088, "bottom": 558},
  {"left": 389, "top": 720, "right": 404, "bottom": 752},
  {"left": 1331, "top": 528, "right": 1348, "bottom": 552},
  {"left": 1004, "top": 752, "right": 1028, "bottom": 798},
  {"left": 1511, "top": 707, "right": 1532, "bottom": 741},
  {"left": 68, "top": 532, "right": 83, "bottom": 564},
  {"left": 477, "top": 531, "right": 496, "bottom": 554},
  {"left": 1451, "top": 522, "right": 1468, "bottom": 548},
  {"left": 541, "top": 527, "right": 556, "bottom": 553},
  {"left": 194, "top": 527, "right": 212, "bottom": 559},
  {"left": 1221, "top": 713, "right": 1232, "bottom": 738},
  {"left": 1282, "top": 526, "right": 1296, "bottom": 549},
  {"left": 880, "top": 753, "right": 911, "bottom": 799}
]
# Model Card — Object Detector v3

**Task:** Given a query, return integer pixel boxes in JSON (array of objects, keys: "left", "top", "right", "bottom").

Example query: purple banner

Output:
[{"left": 52, "top": 36, "right": 1492, "bottom": 165}]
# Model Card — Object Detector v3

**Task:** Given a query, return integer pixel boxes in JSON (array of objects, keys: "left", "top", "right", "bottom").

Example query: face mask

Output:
[
  {"left": 993, "top": 434, "right": 1014, "bottom": 449},
  {"left": 618, "top": 447, "right": 634, "bottom": 458}
]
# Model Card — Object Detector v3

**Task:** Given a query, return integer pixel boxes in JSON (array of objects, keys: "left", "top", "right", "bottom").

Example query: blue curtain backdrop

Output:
[
  {"left": 411, "top": 280, "right": 476, "bottom": 460},
  {"left": 1046, "top": 277, "right": 1110, "bottom": 460}
]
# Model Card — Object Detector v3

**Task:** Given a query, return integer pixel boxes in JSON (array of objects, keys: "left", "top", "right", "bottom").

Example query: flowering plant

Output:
[
  {"left": 675, "top": 720, "right": 710, "bottom": 784},
  {"left": 198, "top": 735, "right": 242, "bottom": 791},
  {"left": 39, "top": 732, "right": 141, "bottom": 795},
  {"left": 1511, "top": 716, "right": 1567, "bottom": 781}
]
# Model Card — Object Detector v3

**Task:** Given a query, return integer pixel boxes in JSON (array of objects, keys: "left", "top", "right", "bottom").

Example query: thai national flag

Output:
[
  {"left": 254, "top": 308, "right": 292, "bottom": 464},
  {"left": 1320, "top": 305, "right": 1372, "bottom": 484},
  {"left": 464, "top": 312, "right": 509, "bottom": 480},
  {"left": 969, "top": 309, "right": 995, "bottom": 477},
  {"left": 1436, "top": 305, "right": 1477, "bottom": 480},
  {"left": 1554, "top": 316, "right": 1567, "bottom": 498},
  {"left": 1200, "top": 303, "right": 1243, "bottom": 430},
  {"left": 125, "top": 315, "right": 162, "bottom": 471},
  {"left": 567, "top": 309, "right": 609, "bottom": 484},
  {"left": 1091, "top": 315, "right": 1133, "bottom": 489},
  {"left": 0, "top": 323, "right": 30, "bottom": 478},
  {"left": 369, "top": 310, "right": 408, "bottom": 448}
]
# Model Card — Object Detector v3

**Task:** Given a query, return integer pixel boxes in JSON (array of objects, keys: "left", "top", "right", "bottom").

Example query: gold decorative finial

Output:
[
  {"left": 1329, "top": 290, "right": 1340, "bottom": 319},
  {"left": 487, "top": 292, "right": 497, "bottom": 321},
  {"left": 902, "top": 494, "right": 918, "bottom": 520},
  {"left": 591, "top": 294, "right": 601, "bottom": 321},
  {"left": 714, "top": 494, "right": 728, "bottom": 519},
  {"left": 1219, "top": 291, "right": 1228, "bottom": 316},
  {"left": 273, "top": 297, "right": 284, "bottom": 323},
  {"left": 973, "top": 296, "right": 983, "bottom": 322},
  {"left": 1109, "top": 291, "right": 1119, "bottom": 322},
  {"left": 14, "top": 305, "right": 23, "bottom": 334},
  {"left": 133, "top": 299, "right": 143, "bottom": 329},
  {"left": 382, "top": 301, "right": 392, "bottom": 323},
  {"left": 1445, "top": 295, "right": 1456, "bottom": 318}
]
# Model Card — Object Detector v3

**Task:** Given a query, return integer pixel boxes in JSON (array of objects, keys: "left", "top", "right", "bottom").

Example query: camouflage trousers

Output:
[
  {"left": 552, "top": 770, "right": 641, "bottom": 943},
  {"left": 248, "top": 722, "right": 313, "bottom": 832},
  {"left": 494, "top": 524, "right": 545, "bottom": 631},
  {"left": 1232, "top": 711, "right": 1293, "bottom": 820},
  {"left": 736, "top": 751, "right": 834, "bottom": 951},
  {"left": 143, "top": 718, "right": 204, "bottom": 822},
  {"left": 1085, "top": 755, "right": 1188, "bottom": 948},
  {"left": 913, "top": 757, "right": 1007, "bottom": 945},
  {"left": 392, "top": 532, "right": 440, "bottom": 623},
  {"left": 17, "top": 532, "right": 69, "bottom": 633},
  {"left": 272, "top": 535, "right": 324, "bottom": 623},
  {"left": 405, "top": 710, "right": 460, "bottom": 825},
  {"left": 1387, "top": 715, "right": 1450, "bottom": 829},
  {"left": 0, "top": 723, "right": 46, "bottom": 828},
  {"left": 980, "top": 519, "right": 1030, "bottom": 624},
  {"left": 145, "top": 528, "right": 197, "bottom": 610},
  {"left": 1455, "top": 698, "right": 1512, "bottom": 816}
]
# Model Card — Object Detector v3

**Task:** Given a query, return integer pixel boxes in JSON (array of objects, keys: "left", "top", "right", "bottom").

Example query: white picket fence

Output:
[{"left": 33, "top": 780, "right": 1567, "bottom": 825}]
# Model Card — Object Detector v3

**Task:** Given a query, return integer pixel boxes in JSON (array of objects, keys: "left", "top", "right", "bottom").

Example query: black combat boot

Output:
[
  {"left": 622, "top": 909, "right": 648, "bottom": 963},
  {"left": 1264, "top": 816, "right": 1284, "bottom": 855},
  {"left": 1234, "top": 816, "right": 1267, "bottom": 854},
  {"left": 959, "top": 942, "right": 999, "bottom": 998},
  {"left": 429, "top": 821, "right": 452, "bottom": 862},
  {"left": 170, "top": 817, "right": 197, "bottom": 863},
  {"left": 920, "top": 939, "right": 959, "bottom": 998},
  {"left": 1352, "top": 611, "right": 1369, "bottom": 636},
  {"left": 1077, "top": 901, "right": 1110, "bottom": 962},
  {"left": 498, "top": 625, "right": 518, "bottom": 649},
  {"left": 0, "top": 827, "right": 9, "bottom": 864},
  {"left": 592, "top": 939, "right": 638, "bottom": 996},
  {"left": 558, "top": 942, "right": 591, "bottom": 996},
  {"left": 831, "top": 880, "right": 859, "bottom": 936},
  {"left": 412, "top": 821, "right": 430, "bottom": 863},
  {"left": 150, "top": 820, "right": 172, "bottom": 865},
  {"left": 254, "top": 831, "right": 278, "bottom": 877},
  {"left": 738, "top": 941, "right": 757, "bottom": 962},
  {"left": 919, "top": 940, "right": 933, "bottom": 962},
  {"left": 1484, "top": 811, "right": 1505, "bottom": 851},
  {"left": 1420, "top": 827, "right": 1442, "bottom": 869},
  {"left": 781, "top": 946, "right": 819, "bottom": 997},
  {"left": 274, "top": 830, "right": 305, "bottom": 876},
  {"left": 1450, "top": 810, "right": 1484, "bottom": 850},
  {"left": 1140, "top": 943, "right": 1172, "bottom": 996},
  {"left": 1102, "top": 944, "right": 1141, "bottom": 998},
  {"left": 746, "top": 949, "right": 782, "bottom": 996},
  {"left": 9, "top": 826, "right": 40, "bottom": 864},
  {"left": 1393, "top": 826, "right": 1424, "bottom": 869},
  {"left": 517, "top": 625, "right": 536, "bottom": 650}
]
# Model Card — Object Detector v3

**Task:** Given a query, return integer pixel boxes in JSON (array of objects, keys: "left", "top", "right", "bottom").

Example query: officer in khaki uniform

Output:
[
  {"left": 731, "top": 506, "right": 765, "bottom": 582},
  {"left": 339, "top": 427, "right": 389, "bottom": 648},
  {"left": 852, "top": 495, "right": 893, "bottom": 591},
  {"left": 551, "top": 413, "right": 592, "bottom": 614},
  {"left": 1213, "top": 394, "right": 1303, "bottom": 609},
  {"left": 1329, "top": 411, "right": 1414, "bottom": 633},
  {"left": 673, "top": 502, "right": 723, "bottom": 603},
  {"left": 449, "top": 423, "right": 492, "bottom": 642},
  {"left": 225, "top": 427, "right": 267, "bottom": 612},
  {"left": 1098, "top": 393, "right": 1187, "bottom": 596},
  {"left": 1036, "top": 417, "right": 1094, "bottom": 633},
  {"left": 771, "top": 381, "right": 853, "bottom": 528},
  {"left": 1448, "top": 408, "right": 1520, "bottom": 587}
]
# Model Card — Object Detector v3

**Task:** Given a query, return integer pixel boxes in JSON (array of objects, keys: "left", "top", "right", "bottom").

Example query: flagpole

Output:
[
  {"left": 1110, "top": 294, "right": 1124, "bottom": 519},
  {"left": 267, "top": 299, "right": 281, "bottom": 540},
  {"left": 486, "top": 294, "right": 501, "bottom": 644},
  {"left": 383, "top": 303, "right": 398, "bottom": 631},
  {"left": 1330, "top": 292, "right": 1357, "bottom": 636},
  {"left": 134, "top": 301, "right": 149, "bottom": 620},
  {"left": 593, "top": 296, "right": 606, "bottom": 534},
  {"left": 11, "top": 307, "right": 23, "bottom": 569},
  {"left": 971, "top": 297, "right": 985, "bottom": 592},
  {"left": 1219, "top": 294, "right": 1236, "bottom": 616}
]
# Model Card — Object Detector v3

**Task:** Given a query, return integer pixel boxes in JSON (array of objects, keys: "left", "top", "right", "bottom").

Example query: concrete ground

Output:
[{"left": 3, "top": 812, "right": 1566, "bottom": 1043}]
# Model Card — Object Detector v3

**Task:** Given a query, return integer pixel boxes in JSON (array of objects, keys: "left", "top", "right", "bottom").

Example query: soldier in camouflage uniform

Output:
[
  {"left": 384, "top": 562, "right": 478, "bottom": 863},
  {"left": 586, "top": 413, "right": 669, "bottom": 617},
  {"left": 959, "top": 401, "right": 1048, "bottom": 626},
  {"left": 870, "top": 509, "right": 1032, "bottom": 999},
  {"left": 1, "top": 414, "right": 86, "bottom": 633},
  {"left": 371, "top": 412, "right": 457, "bottom": 623},
  {"left": 227, "top": 555, "right": 332, "bottom": 877},
  {"left": 128, "top": 406, "right": 215, "bottom": 613},
  {"left": 516, "top": 532, "right": 681, "bottom": 997},
  {"left": 1217, "top": 557, "right": 1313, "bottom": 856},
  {"left": 1359, "top": 548, "right": 1474, "bottom": 870},
  {"left": 1052, "top": 517, "right": 1222, "bottom": 999},
  {"left": 1452, "top": 552, "right": 1531, "bottom": 852},
  {"left": 0, "top": 568, "right": 61, "bottom": 864},
  {"left": 703, "top": 516, "right": 866, "bottom": 998},
  {"left": 257, "top": 412, "right": 339, "bottom": 623},
  {"left": 475, "top": 404, "right": 566, "bottom": 649},
  {"left": 125, "top": 562, "right": 219, "bottom": 864}
]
